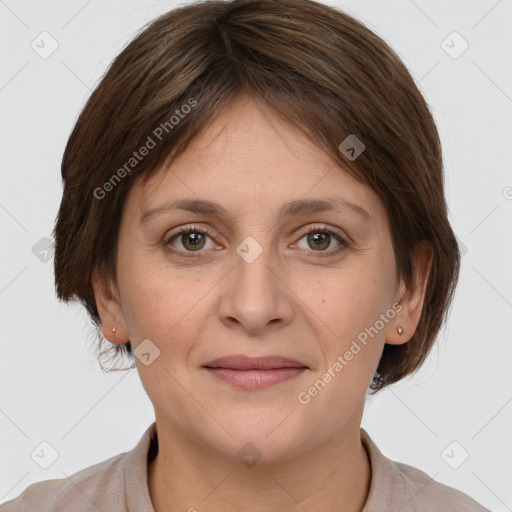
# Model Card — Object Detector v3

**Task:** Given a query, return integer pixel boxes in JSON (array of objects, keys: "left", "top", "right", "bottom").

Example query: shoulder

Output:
[
  {"left": 394, "top": 460, "right": 491, "bottom": 511},
  {"left": 0, "top": 422, "right": 157, "bottom": 512},
  {"left": 360, "top": 428, "right": 491, "bottom": 512},
  {"left": 0, "top": 451, "right": 127, "bottom": 512}
]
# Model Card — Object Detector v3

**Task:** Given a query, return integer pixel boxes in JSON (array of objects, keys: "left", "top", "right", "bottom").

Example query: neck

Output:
[{"left": 148, "top": 405, "right": 371, "bottom": 512}]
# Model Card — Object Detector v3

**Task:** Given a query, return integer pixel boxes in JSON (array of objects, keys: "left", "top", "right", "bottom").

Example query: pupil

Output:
[
  {"left": 184, "top": 232, "right": 204, "bottom": 250},
  {"left": 309, "top": 232, "right": 329, "bottom": 250},
  {"left": 188, "top": 233, "right": 201, "bottom": 245}
]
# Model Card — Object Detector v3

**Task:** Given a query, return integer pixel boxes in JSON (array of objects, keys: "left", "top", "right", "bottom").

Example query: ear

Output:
[
  {"left": 91, "top": 267, "right": 129, "bottom": 344},
  {"left": 386, "top": 240, "right": 434, "bottom": 346}
]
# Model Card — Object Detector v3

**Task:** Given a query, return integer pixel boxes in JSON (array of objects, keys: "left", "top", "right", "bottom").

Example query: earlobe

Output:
[
  {"left": 91, "top": 268, "right": 129, "bottom": 344},
  {"left": 385, "top": 300, "right": 409, "bottom": 346},
  {"left": 386, "top": 241, "right": 434, "bottom": 346}
]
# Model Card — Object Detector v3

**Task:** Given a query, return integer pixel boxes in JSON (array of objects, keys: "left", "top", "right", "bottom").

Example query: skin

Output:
[{"left": 92, "top": 94, "right": 433, "bottom": 512}]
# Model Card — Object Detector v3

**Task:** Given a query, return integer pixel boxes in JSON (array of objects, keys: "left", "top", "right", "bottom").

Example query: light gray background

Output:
[{"left": 1, "top": 0, "right": 511, "bottom": 509}]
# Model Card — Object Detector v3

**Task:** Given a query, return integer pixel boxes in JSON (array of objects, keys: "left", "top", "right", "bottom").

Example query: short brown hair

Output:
[{"left": 53, "top": 0, "right": 460, "bottom": 393}]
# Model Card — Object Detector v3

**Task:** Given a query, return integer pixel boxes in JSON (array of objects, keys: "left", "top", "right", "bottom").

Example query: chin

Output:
[{"left": 202, "top": 412, "right": 307, "bottom": 464}]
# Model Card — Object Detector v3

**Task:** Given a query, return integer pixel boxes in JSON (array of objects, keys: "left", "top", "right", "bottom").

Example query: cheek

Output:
[
  {"left": 295, "top": 276, "right": 388, "bottom": 422},
  {"left": 119, "top": 263, "right": 214, "bottom": 356},
  {"left": 300, "top": 265, "right": 391, "bottom": 341},
  {"left": 295, "top": 262, "right": 392, "bottom": 396}
]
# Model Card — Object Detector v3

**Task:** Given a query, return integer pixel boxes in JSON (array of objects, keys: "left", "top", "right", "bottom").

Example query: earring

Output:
[
  {"left": 396, "top": 301, "right": 404, "bottom": 335},
  {"left": 112, "top": 326, "right": 116, "bottom": 333}
]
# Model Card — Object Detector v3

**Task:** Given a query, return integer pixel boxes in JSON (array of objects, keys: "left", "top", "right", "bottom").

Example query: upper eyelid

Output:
[{"left": 165, "top": 222, "right": 348, "bottom": 245}]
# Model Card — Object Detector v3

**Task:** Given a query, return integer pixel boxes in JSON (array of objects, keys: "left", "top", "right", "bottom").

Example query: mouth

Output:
[{"left": 202, "top": 355, "right": 309, "bottom": 390}]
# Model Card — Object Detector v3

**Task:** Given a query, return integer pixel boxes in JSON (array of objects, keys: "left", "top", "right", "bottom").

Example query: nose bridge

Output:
[
  {"left": 220, "top": 232, "right": 288, "bottom": 330},
  {"left": 234, "top": 233, "right": 278, "bottom": 296}
]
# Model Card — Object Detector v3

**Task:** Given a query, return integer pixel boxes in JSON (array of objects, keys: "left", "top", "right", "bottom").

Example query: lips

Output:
[
  {"left": 202, "top": 355, "right": 308, "bottom": 390},
  {"left": 202, "top": 354, "right": 309, "bottom": 370}
]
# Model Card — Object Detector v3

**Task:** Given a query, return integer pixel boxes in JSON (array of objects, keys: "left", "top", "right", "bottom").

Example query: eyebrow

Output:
[{"left": 139, "top": 197, "right": 372, "bottom": 226}]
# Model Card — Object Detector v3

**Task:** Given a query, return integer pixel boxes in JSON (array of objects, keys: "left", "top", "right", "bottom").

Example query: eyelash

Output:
[{"left": 164, "top": 223, "right": 350, "bottom": 259}]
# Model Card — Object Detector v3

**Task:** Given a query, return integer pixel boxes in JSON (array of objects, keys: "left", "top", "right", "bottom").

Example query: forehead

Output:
[{"left": 126, "top": 97, "right": 384, "bottom": 226}]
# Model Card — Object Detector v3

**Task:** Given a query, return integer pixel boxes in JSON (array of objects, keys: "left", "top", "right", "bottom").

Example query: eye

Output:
[
  {"left": 292, "top": 224, "right": 349, "bottom": 258},
  {"left": 164, "top": 224, "right": 219, "bottom": 256},
  {"left": 164, "top": 223, "right": 349, "bottom": 258}
]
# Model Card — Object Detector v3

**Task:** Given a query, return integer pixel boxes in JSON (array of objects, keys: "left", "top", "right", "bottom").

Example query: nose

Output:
[{"left": 217, "top": 236, "right": 294, "bottom": 335}]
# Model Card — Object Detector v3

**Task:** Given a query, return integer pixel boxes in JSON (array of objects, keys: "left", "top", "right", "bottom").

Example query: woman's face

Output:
[{"left": 95, "top": 96, "right": 423, "bottom": 461}]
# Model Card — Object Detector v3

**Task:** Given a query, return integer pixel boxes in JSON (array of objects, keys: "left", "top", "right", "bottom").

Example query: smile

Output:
[{"left": 203, "top": 367, "right": 307, "bottom": 390}]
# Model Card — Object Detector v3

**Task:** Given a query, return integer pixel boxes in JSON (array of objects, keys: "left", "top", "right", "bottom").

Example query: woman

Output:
[{"left": 1, "top": 0, "right": 491, "bottom": 510}]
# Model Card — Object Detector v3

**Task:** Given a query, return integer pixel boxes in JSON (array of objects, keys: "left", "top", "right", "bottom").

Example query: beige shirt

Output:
[{"left": 0, "top": 423, "right": 490, "bottom": 511}]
